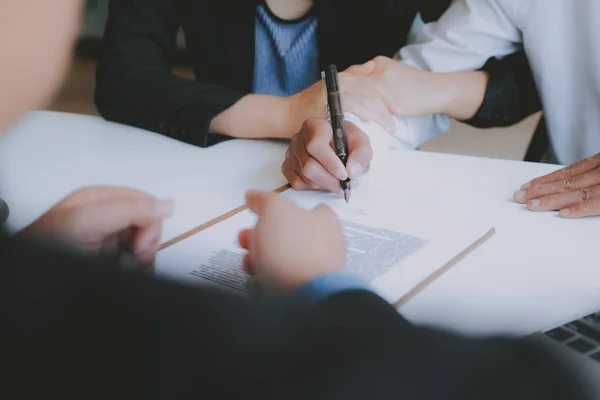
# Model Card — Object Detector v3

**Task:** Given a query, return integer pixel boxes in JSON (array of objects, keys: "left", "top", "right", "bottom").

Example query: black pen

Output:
[{"left": 322, "top": 65, "right": 351, "bottom": 203}]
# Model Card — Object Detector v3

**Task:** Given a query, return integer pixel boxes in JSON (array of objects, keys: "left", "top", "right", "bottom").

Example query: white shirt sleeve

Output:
[
  {"left": 389, "top": 0, "right": 524, "bottom": 150},
  {"left": 344, "top": 112, "right": 451, "bottom": 179},
  {"left": 401, "top": 0, "right": 523, "bottom": 73}
]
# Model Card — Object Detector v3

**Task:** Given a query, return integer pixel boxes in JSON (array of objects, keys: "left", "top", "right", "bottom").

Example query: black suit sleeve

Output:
[
  {"left": 464, "top": 50, "right": 543, "bottom": 128},
  {"left": 296, "top": 291, "right": 590, "bottom": 399},
  {"left": 0, "top": 235, "right": 590, "bottom": 399},
  {"left": 95, "top": 0, "right": 246, "bottom": 147}
]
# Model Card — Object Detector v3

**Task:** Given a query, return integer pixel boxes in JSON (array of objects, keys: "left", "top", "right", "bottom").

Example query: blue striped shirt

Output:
[{"left": 253, "top": 4, "right": 320, "bottom": 97}]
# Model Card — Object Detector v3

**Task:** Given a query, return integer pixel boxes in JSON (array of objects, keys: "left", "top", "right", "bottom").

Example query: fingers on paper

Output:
[
  {"left": 520, "top": 183, "right": 600, "bottom": 218},
  {"left": 515, "top": 169, "right": 600, "bottom": 204},
  {"left": 521, "top": 154, "right": 600, "bottom": 189},
  {"left": 560, "top": 197, "right": 600, "bottom": 218}
]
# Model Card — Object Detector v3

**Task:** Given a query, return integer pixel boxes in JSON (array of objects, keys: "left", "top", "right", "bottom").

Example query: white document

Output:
[{"left": 156, "top": 170, "right": 492, "bottom": 305}]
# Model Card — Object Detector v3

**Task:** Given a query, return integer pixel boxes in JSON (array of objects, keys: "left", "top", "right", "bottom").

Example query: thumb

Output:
[
  {"left": 246, "top": 190, "right": 277, "bottom": 215},
  {"left": 346, "top": 60, "right": 376, "bottom": 76},
  {"left": 247, "top": 190, "right": 304, "bottom": 220},
  {"left": 72, "top": 198, "right": 174, "bottom": 238}
]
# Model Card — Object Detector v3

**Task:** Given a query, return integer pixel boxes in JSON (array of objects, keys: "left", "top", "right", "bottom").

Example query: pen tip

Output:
[{"left": 343, "top": 189, "right": 350, "bottom": 204}]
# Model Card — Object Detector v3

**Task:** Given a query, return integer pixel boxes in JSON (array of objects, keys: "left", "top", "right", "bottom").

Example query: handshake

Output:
[{"left": 283, "top": 57, "right": 600, "bottom": 221}]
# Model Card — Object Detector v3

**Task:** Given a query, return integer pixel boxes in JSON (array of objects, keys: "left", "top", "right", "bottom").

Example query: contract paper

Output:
[{"left": 156, "top": 175, "right": 492, "bottom": 305}]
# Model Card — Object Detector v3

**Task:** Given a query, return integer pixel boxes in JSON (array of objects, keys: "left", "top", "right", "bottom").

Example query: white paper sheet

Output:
[{"left": 156, "top": 170, "right": 492, "bottom": 305}]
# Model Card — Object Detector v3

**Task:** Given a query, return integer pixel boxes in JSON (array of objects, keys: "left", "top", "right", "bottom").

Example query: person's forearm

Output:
[
  {"left": 210, "top": 94, "right": 296, "bottom": 140},
  {"left": 465, "top": 52, "right": 543, "bottom": 129},
  {"left": 435, "top": 70, "right": 489, "bottom": 120}
]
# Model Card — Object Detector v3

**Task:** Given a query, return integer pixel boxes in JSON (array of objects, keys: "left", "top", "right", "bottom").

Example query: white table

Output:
[
  {"left": 381, "top": 151, "right": 600, "bottom": 337},
  {"left": 1, "top": 111, "right": 598, "bottom": 337},
  {"left": 0, "top": 111, "right": 288, "bottom": 241}
]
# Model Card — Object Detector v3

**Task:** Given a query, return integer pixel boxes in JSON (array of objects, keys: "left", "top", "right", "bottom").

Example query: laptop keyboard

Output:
[{"left": 545, "top": 313, "right": 600, "bottom": 363}]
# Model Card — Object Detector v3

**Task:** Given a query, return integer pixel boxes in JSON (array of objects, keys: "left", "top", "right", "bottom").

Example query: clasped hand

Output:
[{"left": 20, "top": 187, "right": 174, "bottom": 266}]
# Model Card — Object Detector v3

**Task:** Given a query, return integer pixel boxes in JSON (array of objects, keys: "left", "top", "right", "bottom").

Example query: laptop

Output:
[{"left": 528, "top": 312, "right": 600, "bottom": 395}]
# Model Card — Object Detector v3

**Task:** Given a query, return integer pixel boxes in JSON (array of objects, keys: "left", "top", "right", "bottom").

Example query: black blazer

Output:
[
  {"left": 95, "top": 0, "right": 452, "bottom": 147},
  {"left": 95, "top": 0, "right": 540, "bottom": 148},
  {"left": 0, "top": 231, "right": 590, "bottom": 399}
]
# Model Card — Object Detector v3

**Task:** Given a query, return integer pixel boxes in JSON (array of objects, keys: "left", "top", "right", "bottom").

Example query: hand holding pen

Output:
[
  {"left": 281, "top": 68, "right": 374, "bottom": 198},
  {"left": 323, "top": 65, "right": 352, "bottom": 203}
]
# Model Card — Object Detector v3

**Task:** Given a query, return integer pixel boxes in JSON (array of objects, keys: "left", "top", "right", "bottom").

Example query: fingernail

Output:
[
  {"left": 528, "top": 199, "right": 540, "bottom": 209},
  {"left": 514, "top": 191, "right": 526, "bottom": 202},
  {"left": 347, "top": 160, "right": 362, "bottom": 179},
  {"left": 559, "top": 209, "right": 571, "bottom": 217},
  {"left": 155, "top": 199, "right": 174, "bottom": 218},
  {"left": 521, "top": 182, "right": 531, "bottom": 190},
  {"left": 334, "top": 167, "right": 348, "bottom": 181}
]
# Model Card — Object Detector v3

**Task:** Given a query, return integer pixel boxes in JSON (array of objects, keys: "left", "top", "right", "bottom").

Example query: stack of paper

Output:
[{"left": 156, "top": 167, "right": 493, "bottom": 307}]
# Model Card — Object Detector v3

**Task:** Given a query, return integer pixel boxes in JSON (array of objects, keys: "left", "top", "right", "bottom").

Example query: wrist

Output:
[
  {"left": 284, "top": 84, "right": 328, "bottom": 137},
  {"left": 211, "top": 94, "right": 297, "bottom": 139},
  {"left": 258, "top": 95, "right": 299, "bottom": 139},
  {"left": 441, "top": 71, "right": 489, "bottom": 120},
  {"left": 281, "top": 95, "right": 303, "bottom": 138}
]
